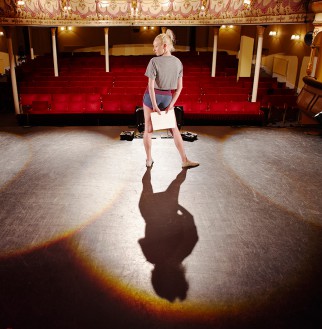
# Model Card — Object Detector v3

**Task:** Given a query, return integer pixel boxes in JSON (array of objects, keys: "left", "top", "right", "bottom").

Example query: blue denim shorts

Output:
[{"left": 143, "top": 89, "right": 172, "bottom": 110}]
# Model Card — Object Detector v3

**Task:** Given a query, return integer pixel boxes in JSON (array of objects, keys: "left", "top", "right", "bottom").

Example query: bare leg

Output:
[
  {"left": 170, "top": 124, "right": 199, "bottom": 168},
  {"left": 170, "top": 126, "right": 187, "bottom": 163},
  {"left": 143, "top": 105, "right": 153, "bottom": 163}
]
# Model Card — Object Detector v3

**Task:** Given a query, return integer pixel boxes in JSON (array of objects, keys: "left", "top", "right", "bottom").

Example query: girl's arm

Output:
[
  {"left": 148, "top": 78, "right": 161, "bottom": 114},
  {"left": 166, "top": 76, "right": 183, "bottom": 112}
]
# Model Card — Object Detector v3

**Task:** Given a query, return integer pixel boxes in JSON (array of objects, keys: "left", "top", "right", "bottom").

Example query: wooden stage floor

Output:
[{"left": 0, "top": 121, "right": 321, "bottom": 329}]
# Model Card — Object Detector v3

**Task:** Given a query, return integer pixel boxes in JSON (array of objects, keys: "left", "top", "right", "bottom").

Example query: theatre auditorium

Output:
[{"left": 0, "top": 1, "right": 322, "bottom": 329}]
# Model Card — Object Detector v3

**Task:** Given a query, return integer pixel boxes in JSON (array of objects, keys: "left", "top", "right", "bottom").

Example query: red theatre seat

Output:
[
  {"left": 51, "top": 102, "right": 69, "bottom": 113},
  {"left": 245, "top": 102, "right": 261, "bottom": 114},
  {"left": 82, "top": 95, "right": 101, "bottom": 112},
  {"left": 209, "top": 101, "right": 228, "bottom": 115},
  {"left": 84, "top": 100, "right": 102, "bottom": 113},
  {"left": 52, "top": 94, "right": 70, "bottom": 103},
  {"left": 85, "top": 93, "right": 101, "bottom": 102},
  {"left": 20, "top": 94, "right": 37, "bottom": 106},
  {"left": 102, "top": 95, "right": 121, "bottom": 113},
  {"left": 227, "top": 102, "right": 245, "bottom": 113},
  {"left": 121, "top": 95, "right": 142, "bottom": 114},
  {"left": 69, "top": 101, "right": 85, "bottom": 113},
  {"left": 30, "top": 101, "right": 50, "bottom": 113},
  {"left": 176, "top": 98, "right": 192, "bottom": 113},
  {"left": 193, "top": 101, "right": 209, "bottom": 113},
  {"left": 69, "top": 94, "right": 85, "bottom": 103}
]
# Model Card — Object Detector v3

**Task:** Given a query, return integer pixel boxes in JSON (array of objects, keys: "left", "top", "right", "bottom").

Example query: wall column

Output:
[
  {"left": 309, "top": 1, "right": 322, "bottom": 82},
  {"left": 5, "top": 27, "right": 20, "bottom": 115},
  {"left": 211, "top": 27, "right": 219, "bottom": 77},
  {"left": 312, "top": 31, "right": 322, "bottom": 81},
  {"left": 51, "top": 27, "right": 59, "bottom": 77},
  {"left": 104, "top": 27, "right": 110, "bottom": 72},
  {"left": 298, "top": 8, "right": 322, "bottom": 124},
  {"left": 28, "top": 27, "right": 34, "bottom": 60},
  {"left": 251, "top": 26, "right": 265, "bottom": 102},
  {"left": 306, "top": 45, "right": 316, "bottom": 77}
]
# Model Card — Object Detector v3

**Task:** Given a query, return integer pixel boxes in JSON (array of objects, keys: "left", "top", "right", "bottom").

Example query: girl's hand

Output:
[
  {"left": 153, "top": 107, "right": 162, "bottom": 115},
  {"left": 165, "top": 106, "right": 174, "bottom": 113}
]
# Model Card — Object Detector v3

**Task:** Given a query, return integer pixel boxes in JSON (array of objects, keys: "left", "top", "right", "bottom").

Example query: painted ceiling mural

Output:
[{"left": 0, "top": 0, "right": 313, "bottom": 26}]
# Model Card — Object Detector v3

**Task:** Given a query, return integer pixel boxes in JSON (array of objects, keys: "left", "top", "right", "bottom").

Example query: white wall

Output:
[
  {"left": 262, "top": 54, "right": 298, "bottom": 89},
  {"left": 0, "top": 52, "right": 9, "bottom": 74}
]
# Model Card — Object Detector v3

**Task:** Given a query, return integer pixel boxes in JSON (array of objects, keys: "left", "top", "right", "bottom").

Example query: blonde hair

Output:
[{"left": 155, "top": 29, "right": 176, "bottom": 53}]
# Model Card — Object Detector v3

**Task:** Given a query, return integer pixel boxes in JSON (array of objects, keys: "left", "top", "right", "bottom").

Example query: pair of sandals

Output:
[{"left": 146, "top": 159, "right": 199, "bottom": 168}]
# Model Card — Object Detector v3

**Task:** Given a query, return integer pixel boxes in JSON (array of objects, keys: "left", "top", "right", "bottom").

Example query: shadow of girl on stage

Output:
[{"left": 138, "top": 168, "right": 198, "bottom": 302}]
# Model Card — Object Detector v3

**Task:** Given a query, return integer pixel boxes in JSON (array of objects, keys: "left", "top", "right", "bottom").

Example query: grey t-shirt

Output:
[{"left": 144, "top": 55, "right": 183, "bottom": 90}]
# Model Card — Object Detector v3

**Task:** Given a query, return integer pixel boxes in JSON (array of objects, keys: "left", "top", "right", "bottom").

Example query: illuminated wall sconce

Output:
[
  {"left": 60, "top": 26, "right": 72, "bottom": 31},
  {"left": 291, "top": 34, "right": 300, "bottom": 40},
  {"left": 221, "top": 25, "right": 234, "bottom": 30},
  {"left": 0, "top": 31, "right": 4, "bottom": 36},
  {"left": 269, "top": 31, "right": 277, "bottom": 36},
  {"left": 142, "top": 26, "right": 155, "bottom": 31},
  {"left": 17, "top": 0, "right": 25, "bottom": 5}
]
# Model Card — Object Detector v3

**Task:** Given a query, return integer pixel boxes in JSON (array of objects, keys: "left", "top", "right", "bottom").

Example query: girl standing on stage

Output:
[{"left": 142, "top": 29, "right": 199, "bottom": 169}]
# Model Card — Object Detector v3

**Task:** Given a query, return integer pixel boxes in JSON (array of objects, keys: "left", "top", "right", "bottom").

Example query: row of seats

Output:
[
  {"left": 184, "top": 101, "right": 262, "bottom": 114},
  {"left": 260, "top": 94, "right": 300, "bottom": 124},
  {"left": 19, "top": 78, "right": 285, "bottom": 94},
  {"left": 21, "top": 93, "right": 143, "bottom": 114},
  {"left": 17, "top": 86, "right": 246, "bottom": 97},
  {"left": 17, "top": 53, "right": 297, "bottom": 125},
  {"left": 19, "top": 83, "right": 292, "bottom": 100},
  {"left": 20, "top": 89, "right": 296, "bottom": 114},
  {"left": 181, "top": 102, "right": 264, "bottom": 124},
  {"left": 20, "top": 92, "right": 251, "bottom": 109},
  {"left": 20, "top": 78, "right": 281, "bottom": 90},
  {"left": 20, "top": 92, "right": 262, "bottom": 120},
  {"left": 20, "top": 86, "right": 114, "bottom": 94}
]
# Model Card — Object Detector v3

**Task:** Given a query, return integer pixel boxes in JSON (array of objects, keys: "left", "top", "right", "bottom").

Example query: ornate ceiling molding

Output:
[{"left": 0, "top": 0, "right": 314, "bottom": 26}]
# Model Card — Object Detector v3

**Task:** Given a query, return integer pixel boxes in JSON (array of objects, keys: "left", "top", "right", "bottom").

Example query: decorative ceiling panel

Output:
[{"left": 0, "top": 0, "right": 313, "bottom": 26}]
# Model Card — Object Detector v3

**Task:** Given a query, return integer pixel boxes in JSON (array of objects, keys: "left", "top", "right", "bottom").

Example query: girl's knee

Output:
[
  {"left": 144, "top": 126, "right": 153, "bottom": 134},
  {"left": 172, "top": 126, "right": 180, "bottom": 134}
]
